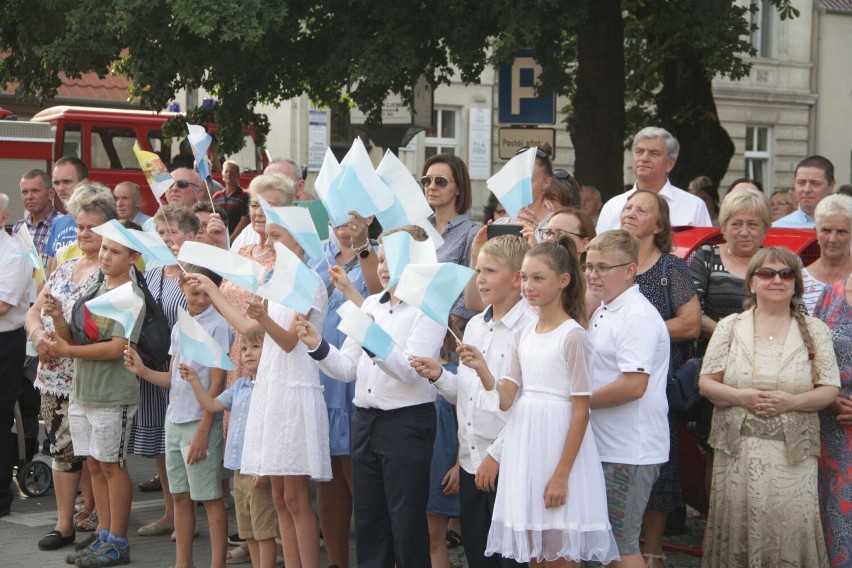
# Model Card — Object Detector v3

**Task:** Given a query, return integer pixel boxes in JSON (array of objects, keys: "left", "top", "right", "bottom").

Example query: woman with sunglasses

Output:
[
  {"left": 698, "top": 247, "right": 840, "bottom": 567},
  {"left": 618, "top": 190, "right": 701, "bottom": 568}
]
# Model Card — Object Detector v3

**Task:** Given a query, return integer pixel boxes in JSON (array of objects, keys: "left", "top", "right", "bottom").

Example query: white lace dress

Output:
[
  {"left": 486, "top": 319, "right": 619, "bottom": 564},
  {"left": 239, "top": 286, "right": 332, "bottom": 480}
]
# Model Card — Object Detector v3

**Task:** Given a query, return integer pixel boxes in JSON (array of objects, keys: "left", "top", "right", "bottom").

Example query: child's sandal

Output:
[{"left": 75, "top": 509, "right": 99, "bottom": 532}]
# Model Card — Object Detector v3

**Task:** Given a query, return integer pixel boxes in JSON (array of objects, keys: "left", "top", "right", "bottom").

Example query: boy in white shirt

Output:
[{"left": 583, "top": 230, "right": 670, "bottom": 568}]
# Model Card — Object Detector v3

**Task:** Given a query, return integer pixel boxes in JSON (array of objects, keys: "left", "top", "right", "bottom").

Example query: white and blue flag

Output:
[
  {"left": 93, "top": 220, "right": 177, "bottom": 268},
  {"left": 314, "top": 148, "right": 341, "bottom": 223},
  {"left": 395, "top": 263, "right": 475, "bottom": 327},
  {"left": 336, "top": 300, "right": 396, "bottom": 360},
  {"left": 256, "top": 242, "right": 323, "bottom": 314},
  {"left": 486, "top": 146, "right": 537, "bottom": 219},
  {"left": 256, "top": 196, "right": 324, "bottom": 260},
  {"left": 178, "top": 241, "right": 265, "bottom": 294},
  {"left": 11, "top": 225, "right": 46, "bottom": 283},
  {"left": 322, "top": 137, "right": 395, "bottom": 226},
  {"left": 187, "top": 123, "right": 212, "bottom": 180},
  {"left": 177, "top": 307, "right": 236, "bottom": 370},
  {"left": 91, "top": 220, "right": 144, "bottom": 255},
  {"left": 84, "top": 281, "right": 144, "bottom": 339},
  {"left": 381, "top": 230, "right": 437, "bottom": 289},
  {"left": 375, "top": 150, "right": 444, "bottom": 247}
]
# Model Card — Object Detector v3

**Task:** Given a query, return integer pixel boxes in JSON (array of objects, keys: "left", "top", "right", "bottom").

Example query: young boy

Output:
[
  {"left": 181, "top": 330, "right": 278, "bottom": 567},
  {"left": 125, "top": 265, "right": 231, "bottom": 568},
  {"left": 583, "top": 230, "right": 670, "bottom": 568},
  {"left": 45, "top": 235, "right": 145, "bottom": 567},
  {"left": 411, "top": 235, "right": 535, "bottom": 568}
]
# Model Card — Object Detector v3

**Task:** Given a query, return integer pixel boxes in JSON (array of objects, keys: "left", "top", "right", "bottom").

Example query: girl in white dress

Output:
[
  {"left": 460, "top": 237, "right": 618, "bottom": 566},
  {"left": 189, "top": 222, "right": 330, "bottom": 568}
]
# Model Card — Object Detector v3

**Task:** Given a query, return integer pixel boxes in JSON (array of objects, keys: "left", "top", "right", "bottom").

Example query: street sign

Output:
[
  {"left": 498, "top": 128, "right": 555, "bottom": 160},
  {"left": 498, "top": 50, "right": 556, "bottom": 125}
]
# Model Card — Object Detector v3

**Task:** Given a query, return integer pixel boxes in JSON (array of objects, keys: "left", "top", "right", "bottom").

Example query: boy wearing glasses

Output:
[{"left": 582, "top": 230, "right": 669, "bottom": 568}]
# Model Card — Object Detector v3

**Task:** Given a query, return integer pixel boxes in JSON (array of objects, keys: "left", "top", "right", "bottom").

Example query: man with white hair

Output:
[
  {"left": 229, "top": 158, "right": 306, "bottom": 251},
  {"left": 595, "top": 127, "right": 712, "bottom": 232},
  {"left": 0, "top": 192, "right": 35, "bottom": 517},
  {"left": 114, "top": 181, "right": 151, "bottom": 226}
]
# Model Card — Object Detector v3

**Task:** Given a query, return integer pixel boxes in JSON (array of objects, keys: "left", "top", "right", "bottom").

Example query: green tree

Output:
[{"left": 0, "top": 0, "right": 795, "bottom": 198}]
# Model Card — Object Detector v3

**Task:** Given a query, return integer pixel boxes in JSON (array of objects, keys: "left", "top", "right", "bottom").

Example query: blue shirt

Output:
[
  {"left": 45, "top": 214, "right": 78, "bottom": 258},
  {"left": 167, "top": 304, "right": 233, "bottom": 424},
  {"left": 132, "top": 210, "right": 152, "bottom": 227},
  {"left": 772, "top": 207, "right": 815, "bottom": 229},
  {"left": 216, "top": 376, "right": 255, "bottom": 470}
]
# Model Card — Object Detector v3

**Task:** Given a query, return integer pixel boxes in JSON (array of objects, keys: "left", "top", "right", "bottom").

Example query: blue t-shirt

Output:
[
  {"left": 45, "top": 215, "right": 78, "bottom": 258},
  {"left": 217, "top": 377, "right": 255, "bottom": 470}
]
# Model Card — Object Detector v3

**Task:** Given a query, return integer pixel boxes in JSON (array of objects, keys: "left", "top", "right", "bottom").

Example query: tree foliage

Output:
[{"left": 0, "top": 0, "right": 796, "bottom": 191}]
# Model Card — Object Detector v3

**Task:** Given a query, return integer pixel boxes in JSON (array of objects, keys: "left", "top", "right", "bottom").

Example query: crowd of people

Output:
[{"left": 0, "top": 126, "right": 850, "bottom": 568}]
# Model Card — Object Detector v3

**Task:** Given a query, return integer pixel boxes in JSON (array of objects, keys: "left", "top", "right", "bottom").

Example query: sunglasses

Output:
[
  {"left": 515, "top": 146, "right": 550, "bottom": 161},
  {"left": 753, "top": 267, "right": 796, "bottom": 281},
  {"left": 420, "top": 175, "right": 454, "bottom": 188},
  {"left": 552, "top": 168, "right": 573, "bottom": 180},
  {"left": 173, "top": 180, "right": 199, "bottom": 189}
]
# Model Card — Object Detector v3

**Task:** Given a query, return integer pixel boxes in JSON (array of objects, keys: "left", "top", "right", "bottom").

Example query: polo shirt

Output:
[
  {"left": 595, "top": 180, "right": 713, "bottom": 233},
  {"left": 587, "top": 285, "right": 670, "bottom": 465}
]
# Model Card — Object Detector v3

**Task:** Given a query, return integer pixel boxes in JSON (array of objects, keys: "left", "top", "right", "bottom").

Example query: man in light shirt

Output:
[
  {"left": 773, "top": 155, "right": 836, "bottom": 229},
  {"left": 596, "top": 127, "right": 712, "bottom": 232}
]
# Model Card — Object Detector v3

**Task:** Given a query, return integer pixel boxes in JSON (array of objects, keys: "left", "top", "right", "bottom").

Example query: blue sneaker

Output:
[
  {"left": 66, "top": 531, "right": 106, "bottom": 564},
  {"left": 75, "top": 541, "right": 130, "bottom": 567}
]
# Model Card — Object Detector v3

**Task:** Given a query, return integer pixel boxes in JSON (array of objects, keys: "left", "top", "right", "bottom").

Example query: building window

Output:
[
  {"left": 750, "top": 0, "right": 773, "bottom": 58},
  {"left": 424, "top": 108, "right": 459, "bottom": 159},
  {"left": 744, "top": 126, "right": 771, "bottom": 190}
]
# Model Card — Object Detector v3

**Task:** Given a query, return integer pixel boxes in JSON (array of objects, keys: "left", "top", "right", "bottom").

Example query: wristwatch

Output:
[{"left": 351, "top": 241, "right": 370, "bottom": 259}]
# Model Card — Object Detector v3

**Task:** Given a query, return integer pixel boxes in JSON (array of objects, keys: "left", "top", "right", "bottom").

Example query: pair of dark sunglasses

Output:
[
  {"left": 173, "top": 180, "right": 199, "bottom": 189},
  {"left": 753, "top": 267, "right": 796, "bottom": 281},
  {"left": 552, "top": 168, "right": 573, "bottom": 180},
  {"left": 420, "top": 175, "right": 454, "bottom": 188},
  {"left": 515, "top": 146, "right": 550, "bottom": 161}
]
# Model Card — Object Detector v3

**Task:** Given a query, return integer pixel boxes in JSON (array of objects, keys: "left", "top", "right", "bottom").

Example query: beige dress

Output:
[{"left": 701, "top": 310, "right": 840, "bottom": 568}]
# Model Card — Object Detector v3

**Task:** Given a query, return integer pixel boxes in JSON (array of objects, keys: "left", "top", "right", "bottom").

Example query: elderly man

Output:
[
  {"left": 773, "top": 155, "right": 836, "bottom": 229},
  {"left": 581, "top": 185, "right": 603, "bottom": 223},
  {"left": 0, "top": 193, "right": 35, "bottom": 517},
  {"left": 14, "top": 169, "right": 60, "bottom": 262},
  {"left": 142, "top": 167, "right": 203, "bottom": 232},
  {"left": 229, "top": 158, "right": 306, "bottom": 251},
  {"left": 43, "top": 157, "right": 89, "bottom": 275},
  {"left": 114, "top": 181, "right": 151, "bottom": 226},
  {"left": 595, "top": 127, "right": 712, "bottom": 232}
]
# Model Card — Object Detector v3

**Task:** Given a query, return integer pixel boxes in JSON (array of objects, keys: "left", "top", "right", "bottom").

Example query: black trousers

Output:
[
  {"left": 0, "top": 327, "right": 27, "bottom": 513},
  {"left": 459, "top": 468, "right": 528, "bottom": 568},
  {"left": 351, "top": 403, "right": 436, "bottom": 568}
]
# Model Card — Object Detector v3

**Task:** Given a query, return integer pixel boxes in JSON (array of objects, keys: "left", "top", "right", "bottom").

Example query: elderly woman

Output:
[
  {"left": 25, "top": 183, "right": 116, "bottom": 550},
  {"left": 619, "top": 190, "right": 701, "bottom": 567},
  {"left": 770, "top": 189, "right": 796, "bottom": 222},
  {"left": 813, "top": 237, "right": 852, "bottom": 567},
  {"left": 131, "top": 205, "right": 197, "bottom": 537},
  {"left": 698, "top": 247, "right": 839, "bottom": 567},
  {"left": 801, "top": 194, "right": 852, "bottom": 314}
]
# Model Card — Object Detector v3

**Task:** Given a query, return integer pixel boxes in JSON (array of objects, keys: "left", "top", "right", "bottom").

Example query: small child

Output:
[
  {"left": 410, "top": 234, "right": 537, "bottom": 568},
  {"left": 468, "top": 237, "right": 618, "bottom": 565},
  {"left": 125, "top": 264, "right": 231, "bottom": 568},
  {"left": 181, "top": 330, "right": 278, "bottom": 567},
  {"left": 46, "top": 234, "right": 145, "bottom": 567}
]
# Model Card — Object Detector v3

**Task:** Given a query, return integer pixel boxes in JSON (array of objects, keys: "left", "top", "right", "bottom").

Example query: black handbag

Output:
[{"left": 661, "top": 254, "right": 704, "bottom": 414}]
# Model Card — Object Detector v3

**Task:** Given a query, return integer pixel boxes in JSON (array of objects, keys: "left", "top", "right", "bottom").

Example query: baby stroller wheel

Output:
[{"left": 17, "top": 460, "right": 52, "bottom": 497}]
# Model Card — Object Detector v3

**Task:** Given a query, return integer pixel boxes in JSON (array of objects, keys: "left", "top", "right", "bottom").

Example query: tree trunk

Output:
[
  {"left": 656, "top": 55, "right": 734, "bottom": 195},
  {"left": 568, "top": 0, "right": 625, "bottom": 201}
]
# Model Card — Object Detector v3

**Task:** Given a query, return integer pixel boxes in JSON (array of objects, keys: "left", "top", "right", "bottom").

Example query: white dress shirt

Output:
[
  {"left": 310, "top": 292, "right": 445, "bottom": 410},
  {"left": 433, "top": 299, "right": 536, "bottom": 473},
  {"left": 595, "top": 180, "right": 713, "bottom": 233},
  {"left": 0, "top": 231, "right": 35, "bottom": 331}
]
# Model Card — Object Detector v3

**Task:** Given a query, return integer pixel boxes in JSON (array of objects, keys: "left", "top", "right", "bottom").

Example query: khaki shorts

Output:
[
  {"left": 234, "top": 470, "right": 278, "bottom": 541},
  {"left": 69, "top": 402, "right": 137, "bottom": 466}
]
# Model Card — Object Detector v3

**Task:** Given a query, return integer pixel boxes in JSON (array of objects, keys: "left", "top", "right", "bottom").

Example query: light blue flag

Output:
[
  {"left": 126, "top": 229, "right": 179, "bottom": 268},
  {"left": 187, "top": 124, "right": 212, "bottom": 180},
  {"left": 336, "top": 300, "right": 396, "bottom": 360},
  {"left": 85, "top": 281, "right": 144, "bottom": 339},
  {"left": 256, "top": 196, "right": 325, "bottom": 260},
  {"left": 256, "top": 242, "right": 322, "bottom": 314},
  {"left": 486, "top": 147, "right": 537, "bottom": 219},
  {"left": 11, "top": 226, "right": 46, "bottom": 283},
  {"left": 394, "top": 263, "right": 475, "bottom": 327},
  {"left": 381, "top": 230, "right": 437, "bottom": 289},
  {"left": 323, "top": 137, "right": 395, "bottom": 226},
  {"left": 177, "top": 307, "right": 236, "bottom": 370},
  {"left": 91, "top": 220, "right": 144, "bottom": 255},
  {"left": 178, "top": 241, "right": 265, "bottom": 293}
]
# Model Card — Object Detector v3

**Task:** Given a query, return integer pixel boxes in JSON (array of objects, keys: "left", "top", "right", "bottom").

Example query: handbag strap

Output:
[{"left": 326, "top": 253, "right": 360, "bottom": 297}]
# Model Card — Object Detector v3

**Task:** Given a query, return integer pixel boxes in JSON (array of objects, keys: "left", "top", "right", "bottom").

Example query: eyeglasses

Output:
[
  {"left": 537, "top": 228, "right": 585, "bottom": 241},
  {"left": 753, "top": 267, "right": 796, "bottom": 281},
  {"left": 581, "top": 262, "right": 631, "bottom": 277},
  {"left": 420, "top": 175, "right": 454, "bottom": 188},
  {"left": 173, "top": 180, "right": 200, "bottom": 189}
]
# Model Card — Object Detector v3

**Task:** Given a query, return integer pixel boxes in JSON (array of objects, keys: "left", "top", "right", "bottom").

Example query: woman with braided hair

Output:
[{"left": 698, "top": 246, "right": 841, "bottom": 567}]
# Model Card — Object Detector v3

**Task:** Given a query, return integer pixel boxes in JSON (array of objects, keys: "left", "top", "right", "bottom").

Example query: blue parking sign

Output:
[{"left": 498, "top": 50, "right": 556, "bottom": 125}]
